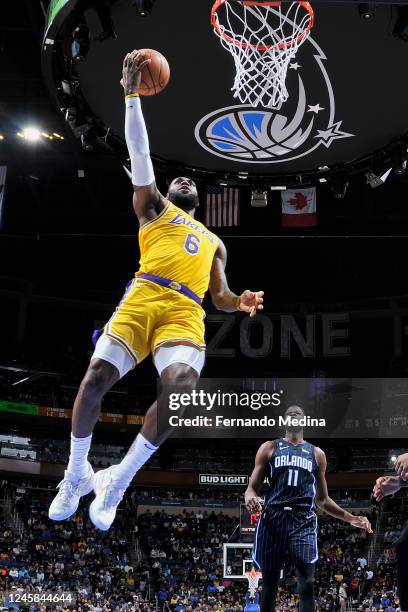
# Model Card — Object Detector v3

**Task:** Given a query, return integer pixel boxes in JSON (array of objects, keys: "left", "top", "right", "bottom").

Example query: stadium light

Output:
[
  {"left": 81, "top": 133, "right": 94, "bottom": 151},
  {"left": 318, "top": 166, "right": 330, "bottom": 183},
  {"left": 251, "top": 190, "right": 268, "bottom": 208},
  {"left": 358, "top": 3, "right": 375, "bottom": 19},
  {"left": 15, "top": 129, "right": 64, "bottom": 143},
  {"left": 134, "top": 0, "right": 156, "bottom": 17},
  {"left": 365, "top": 168, "right": 392, "bottom": 189},
  {"left": 391, "top": 455, "right": 397, "bottom": 463},
  {"left": 19, "top": 127, "right": 41, "bottom": 142},
  {"left": 395, "top": 160, "right": 407, "bottom": 175},
  {"left": 391, "top": 143, "right": 408, "bottom": 175},
  {"left": 331, "top": 171, "right": 349, "bottom": 200}
]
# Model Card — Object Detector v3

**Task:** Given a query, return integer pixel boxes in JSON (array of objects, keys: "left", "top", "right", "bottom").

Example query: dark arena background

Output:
[{"left": 2, "top": 1, "right": 408, "bottom": 610}]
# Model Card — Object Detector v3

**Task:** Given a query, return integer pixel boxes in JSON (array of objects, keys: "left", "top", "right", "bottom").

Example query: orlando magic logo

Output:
[{"left": 195, "top": 35, "right": 354, "bottom": 165}]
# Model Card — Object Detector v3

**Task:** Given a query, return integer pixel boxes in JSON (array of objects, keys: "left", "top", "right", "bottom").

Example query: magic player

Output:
[
  {"left": 373, "top": 451, "right": 408, "bottom": 612},
  {"left": 48, "top": 50, "right": 264, "bottom": 530},
  {"left": 245, "top": 405, "right": 372, "bottom": 612}
]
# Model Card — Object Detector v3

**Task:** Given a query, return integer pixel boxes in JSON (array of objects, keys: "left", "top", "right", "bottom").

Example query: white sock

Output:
[
  {"left": 66, "top": 433, "right": 92, "bottom": 480},
  {"left": 112, "top": 433, "right": 158, "bottom": 487}
]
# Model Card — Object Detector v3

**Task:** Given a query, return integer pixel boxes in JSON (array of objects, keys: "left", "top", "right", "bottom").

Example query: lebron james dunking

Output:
[{"left": 48, "top": 50, "right": 264, "bottom": 531}]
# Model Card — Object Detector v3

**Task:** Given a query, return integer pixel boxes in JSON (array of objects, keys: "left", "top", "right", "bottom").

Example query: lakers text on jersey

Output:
[{"left": 139, "top": 202, "right": 219, "bottom": 300}]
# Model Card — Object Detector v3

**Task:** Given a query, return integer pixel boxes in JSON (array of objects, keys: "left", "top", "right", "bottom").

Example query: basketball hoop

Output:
[
  {"left": 211, "top": 0, "right": 314, "bottom": 108},
  {"left": 245, "top": 570, "right": 262, "bottom": 598}
]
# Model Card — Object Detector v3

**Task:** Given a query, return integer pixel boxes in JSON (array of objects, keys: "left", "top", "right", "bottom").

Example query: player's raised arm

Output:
[
  {"left": 122, "top": 50, "right": 167, "bottom": 223},
  {"left": 209, "top": 239, "right": 264, "bottom": 316},
  {"left": 314, "top": 447, "right": 372, "bottom": 533},
  {"left": 244, "top": 441, "right": 272, "bottom": 513}
]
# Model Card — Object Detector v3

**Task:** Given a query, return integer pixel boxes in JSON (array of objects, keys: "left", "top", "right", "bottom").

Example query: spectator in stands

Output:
[{"left": 339, "top": 583, "right": 347, "bottom": 612}]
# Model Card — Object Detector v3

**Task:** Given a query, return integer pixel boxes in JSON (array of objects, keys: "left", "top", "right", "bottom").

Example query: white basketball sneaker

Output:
[
  {"left": 49, "top": 462, "right": 95, "bottom": 521},
  {"left": 89, "top": 466, "right": 127, "bottom": 531}
]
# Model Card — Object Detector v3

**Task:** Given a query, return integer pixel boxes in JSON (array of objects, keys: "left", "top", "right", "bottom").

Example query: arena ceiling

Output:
[{"left": 42, "top": 0, "right": 408, "bottom": 183}]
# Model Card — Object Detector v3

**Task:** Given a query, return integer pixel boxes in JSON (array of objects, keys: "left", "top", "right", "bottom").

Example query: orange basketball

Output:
[{"left": 138, "top": 48, "right": 170, "bottom": 96}]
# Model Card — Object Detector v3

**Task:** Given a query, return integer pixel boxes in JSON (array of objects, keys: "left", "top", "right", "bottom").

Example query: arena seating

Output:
[
  {"left": 0, "top": 482, "right": 151, "bottom": 611},
  {"left": 0, "top": 476, "right": 390, "bottom": 611}
]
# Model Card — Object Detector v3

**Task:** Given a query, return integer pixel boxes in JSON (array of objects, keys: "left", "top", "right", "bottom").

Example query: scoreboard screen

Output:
[{"left": 240, "top": 503, "right": 261, "bottom": 535}]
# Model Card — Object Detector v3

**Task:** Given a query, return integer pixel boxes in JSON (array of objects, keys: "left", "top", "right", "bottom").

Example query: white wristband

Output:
[{"left": 125, "top": 96, "right": 155, "bottom": 187}]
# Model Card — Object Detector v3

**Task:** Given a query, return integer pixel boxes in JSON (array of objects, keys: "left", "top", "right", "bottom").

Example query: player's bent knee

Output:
[
  {"left": 81, "top": 359, "right": 120, "bottom": 398},
  {"left": 154, "top": 345, "right": 205, "bottom": 377},
  {"left": 160, "top": 363, "right": 199, "bottom": 388}
]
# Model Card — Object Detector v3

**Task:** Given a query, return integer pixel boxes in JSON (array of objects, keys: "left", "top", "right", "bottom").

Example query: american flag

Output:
[{"left": 205, "top": 185, "right": 240, "bottom": 228}]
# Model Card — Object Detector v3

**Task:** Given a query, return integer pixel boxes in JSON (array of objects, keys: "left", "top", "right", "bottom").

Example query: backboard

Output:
[{"left": 223, "top": 543, "right": 255, "bottom": 579}]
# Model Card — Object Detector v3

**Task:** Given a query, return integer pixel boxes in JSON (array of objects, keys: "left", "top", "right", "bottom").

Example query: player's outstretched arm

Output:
[
  {"left": 122, "top": 50, "right": 167, "bottom": 224},
  {"left": 372, "top": 451, "right": 408, "bottom": 501},
  {"left": 244, "top": 441, "right": 271, "bottom": 513},
  {"left": 372, "top": 476, "right": 403, "bottom": 502},
  {"left": 372, "top": 464, "right": 408, "bottom": 502},
  {"left": 314, "top": 447, "right": 372, "bottom": 533},
  {"left": 210, "top": 240, "right": 264, "bottom": 316}
]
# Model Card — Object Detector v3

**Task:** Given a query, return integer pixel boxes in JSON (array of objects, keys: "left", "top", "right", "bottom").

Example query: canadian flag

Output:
[{"left": 281, "top": 187, "right": 317, "bottom": 227}]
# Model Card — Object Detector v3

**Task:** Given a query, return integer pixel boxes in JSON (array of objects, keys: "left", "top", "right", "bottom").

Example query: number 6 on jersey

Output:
[{"left": 184, "top": 233, "right": 201, "bottom": 255}]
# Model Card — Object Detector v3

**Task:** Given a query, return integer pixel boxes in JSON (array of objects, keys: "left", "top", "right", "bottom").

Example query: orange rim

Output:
[{"left": 211, "top": 0, "right": 314, "bottom": 52}]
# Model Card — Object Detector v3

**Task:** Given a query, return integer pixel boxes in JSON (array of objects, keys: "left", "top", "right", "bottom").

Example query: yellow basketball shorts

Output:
[{"left": 103, "top": 278, "right": 206, "bottom": 366}]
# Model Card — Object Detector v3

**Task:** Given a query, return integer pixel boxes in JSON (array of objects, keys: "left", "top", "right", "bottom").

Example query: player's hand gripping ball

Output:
[{"left": 121, "top": 49, "right": 170, "bottom": 96}]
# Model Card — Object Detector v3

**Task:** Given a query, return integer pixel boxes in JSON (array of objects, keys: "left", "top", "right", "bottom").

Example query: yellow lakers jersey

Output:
[{"left": 137, "top": 202, "right": 219, "bottom": 299}]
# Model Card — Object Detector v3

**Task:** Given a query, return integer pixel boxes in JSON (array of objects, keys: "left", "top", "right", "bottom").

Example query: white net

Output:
[
  {"left": 211, "top": 1, "right": 314, "bottom": 108},
  {"left": 245, "top": 571, "right": 262, "bottom": 598}
]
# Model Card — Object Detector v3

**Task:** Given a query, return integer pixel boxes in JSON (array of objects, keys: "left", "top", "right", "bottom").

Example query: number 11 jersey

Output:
[{"left": 265, "top": 438, "right": 318, "bottom": 510}]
